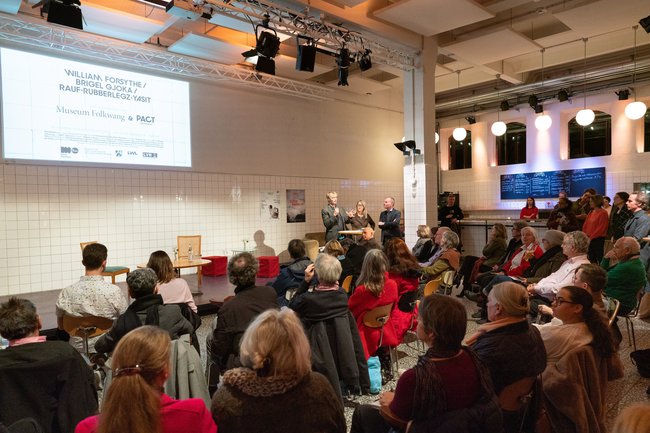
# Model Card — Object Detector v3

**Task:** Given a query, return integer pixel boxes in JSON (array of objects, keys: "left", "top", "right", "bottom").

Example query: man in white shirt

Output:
[
  {"left": 527, "top": 231, "right": 591, "bottom": 316},
  {"left": 56, "top": 243, "right": 127, "bottom": 353}
]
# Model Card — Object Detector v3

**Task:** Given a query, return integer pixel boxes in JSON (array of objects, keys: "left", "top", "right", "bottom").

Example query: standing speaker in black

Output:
[{"left": 296, "top": 45, "right": 316, "bottom": 72}]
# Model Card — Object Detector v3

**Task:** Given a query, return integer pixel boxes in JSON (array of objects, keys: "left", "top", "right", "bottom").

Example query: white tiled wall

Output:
[{"left": 0, "top": 163, "right": 401, "bottom": 295}]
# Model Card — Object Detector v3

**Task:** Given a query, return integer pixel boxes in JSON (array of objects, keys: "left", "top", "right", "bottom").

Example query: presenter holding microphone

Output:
[{"left": 322, "top": 191, "right": 349, "bottom": 242}]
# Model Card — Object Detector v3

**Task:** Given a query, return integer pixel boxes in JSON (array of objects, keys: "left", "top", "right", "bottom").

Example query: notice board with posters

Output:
[{"left": 500, "top": 167, "right": 605, "bottom": 199}]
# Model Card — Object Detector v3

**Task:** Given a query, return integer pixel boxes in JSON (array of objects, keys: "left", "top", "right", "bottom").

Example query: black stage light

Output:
[
  {"left": 465, "top": 115, "right": 476, "bottom": 125},
  {"left": 255, "top": 56, "right": 275, "bottom": 75},
  {"left": 47, "top": 0, "right": 83, "bottom": 30},
  {"left": 337, "top": 47, "right": 351, "bottom": 86},
  {"left": 616, "top": 89, "right": 630, "bottom": 100},
  {"left": 296, "top": 36, "right": 316, "bottom": 72},
  {"left": 403, "top": 140, "right": 416, "bottom": 150},
  {"left": 500, "top": 100, "right": 510, "bottom": 111},
  {"left": 359, "top": 49, "right": 372, "bottom": 71},
  {"left": 528, "top": 95, "right": 538, "bottom": 108},
  {"left": 557, "top": 89, "right": 570, "bottom": 102},
  {"left": 640, "top": 14, "right": 650, "bottom": 33},
  {"left": 534, "top": 104, "right": 544, "bottom": 114},
  {"left": 257, "top": 31, "right": 280, "bottom": 58},
  {"left": 394, "top": 142, "right": 407, "bottom": 152}
]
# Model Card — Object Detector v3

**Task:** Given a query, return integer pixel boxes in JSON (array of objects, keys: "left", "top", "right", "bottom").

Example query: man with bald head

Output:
[{"left": 601, "top": 236, "right": 648, "bottom": 315}]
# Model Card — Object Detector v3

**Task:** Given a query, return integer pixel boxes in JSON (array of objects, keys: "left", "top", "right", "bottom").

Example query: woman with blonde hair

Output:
[
  {"left": 147, "top": 250, "right": 197, "bottom": 313},
  {"left": 348, "top": 200, "right": 375, "bottom": 230},
  {"left": 411, "top": 225, "right": 434, "bottom": 262},
  {"left": 466, "top": 282, "right": 546, "bottom": 433},
  {"left": 211, "top": 309, "right": 345, "bottom": 433},
  {"left": 75, "top": 326, "right": 216, "bottom": 433},
  {"left": 348, "top": 249, "right": 398, "bottom": 359}
]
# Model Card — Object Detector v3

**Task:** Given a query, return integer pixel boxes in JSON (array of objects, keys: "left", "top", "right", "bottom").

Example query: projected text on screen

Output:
[{"left": 1, "top": 48, "right": 191, "bottom": 167}]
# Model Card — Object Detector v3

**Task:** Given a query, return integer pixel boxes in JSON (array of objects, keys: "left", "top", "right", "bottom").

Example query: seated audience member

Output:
[
  {"left": 323, "top": 240, "right": 356, "bottom": 286},
  {"left": 384, "top": 238, "right": 421, "bottom": 341},
  {"left": 535, "top": 286, "right": 616, "bottom": 367},
  {"left": 350, "top": 295, "right": 502, "bottom": 433},
  {"left": 76, "top": 326, "right": 216, "bottom": 433},
  {"left": 348, "top": 250, "right": 398, "bottom": 362},
  {"left": 466, "top": 282, "right": 546, "bottom": 433},
  {"left": 411, "top": 225, "right": 434, "bottom": 262},
  {"left": 526, "top": 231, "right": 591, "bottom": 316},
  {"left": 269, "top": 239, "right": 311, "bottom": 306},
  {"left": 209, "top": 253, "right": 278, "bottom": 377},
  {"left": 520, "top": 196, "right": 539, "bottom": 220},
  {"left": 456, "top": 223, "right": 508, "bottom": 297},
  {"left": 359, "top": 227, "right": 383, "bottom": 250},
  {"left": 601, "top": 236, "right": 647, "bottom": 315},
  {"left": 418, "top": 227, "right": 451, "bottom": 267},
  {"left": 0, "top": 298, "right": 97, "bottom": 433},
  {"left": 546, "top": 197, "right": 579, "bottom": 233},
  {"left": 474, "top": 222, "right": 528, "bottom": 289},
  {"left": 147, "top": 250, "right": 197, "bottom": 312},
  {"left": 290, "top": 255, "right": 369, "bottom": 399},
  {"left": 583, "top": 194, "right": 609, "bottom": 263},
  {"left": 348, "top": 199, "right": 375, "bottom": 230},
  {"left": 522, "top": 230, "right": 567, "bottom": 284},
  {"left": 95, "top": 268, "right": 193, "bottom": 355},
  {"left": 211, "top": 309, "right": 346, "bottom": 433},
  {"left": 421, "top": 231, "right": 461, "bottom": 281},
  {"left": 56, "top": 243, "right": 127, "bottom": 353},
  {"left": 539, "top": 263, "right": 607, "bottom": 319}
]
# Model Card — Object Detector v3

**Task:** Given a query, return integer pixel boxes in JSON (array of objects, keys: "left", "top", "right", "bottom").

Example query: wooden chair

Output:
[
  {"left": 341, "top": 275, "right": 353, "bottom": 294},
  {"left": 440, "top": 270, "right": 456, "bottom": 295},
  {"left": 362, "top": 303, "right": 398, "bottom": 377},
  {"left": 303, "top": 239, "right": 319, "bottom": 261},
  {"left": 423, "top": 278, "right": 442, "bottom": 297},
  {"left": 498, "top": 376, "right": 538, "bottom": 433},
  {"left": 80, "top": 242, "right": 129, "bottom": 284},
  {"left": 62, "top": 314, "right": 113, "bottom": 357},
  {"left": 177, "top": 235, "right": 203, "bottom": 286}
]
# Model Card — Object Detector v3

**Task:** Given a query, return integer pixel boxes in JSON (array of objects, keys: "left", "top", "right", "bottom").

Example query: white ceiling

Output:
[{"left": 10, "top": 0, "right": 650, "bottom": 103}]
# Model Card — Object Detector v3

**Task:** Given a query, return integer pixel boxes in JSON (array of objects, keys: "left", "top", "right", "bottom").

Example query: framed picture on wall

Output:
[{"left": 286, "top": 189, "right": 306, "bottom": 223}]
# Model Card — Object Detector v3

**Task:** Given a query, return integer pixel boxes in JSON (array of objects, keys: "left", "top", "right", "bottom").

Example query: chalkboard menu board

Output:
[{"left": 500, "top": 167, "right": 605, "bottom": 199}]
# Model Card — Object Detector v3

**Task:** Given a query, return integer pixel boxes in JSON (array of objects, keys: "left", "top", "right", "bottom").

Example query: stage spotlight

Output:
[
  {"left": 616, "top": 89, "right": 630, "bottom": 100},
  {"left": 359, "top": 49, "right": 372, "bottom": 71},
  {"left": 640, "top": 14, "right": 650, "bottom": 33},
  {"left": 465, "top": 115, "right": 476, "bottom": 125},
  {"left": 528, "top": 95, "right": 538, "bottom": 108},
  {"left": 337, "top": 47, "right": 351, "bottom": 86},
  {"left": 557, "top": 89, "right": 570, "bottom": 102},
  {"left": 500, "top": 100, "right": 510, "bottom": 111},
  {"left": 47, "top": 0, "right": 83, "bottom": 30},
  {"left": 534, "top": 105, "right": 544, "bottom": 114},
  {"left": 296, "top": 35, "right": 316, "bottom": 72},
  {"left": 394, "top": 142, "right": 406, "bottom": 152},
  {"left": 403, "top": 140, "right": 416, "bottom": 150},
  {"left": 241, "top": 20, "right": 281, "bottom": 75}
]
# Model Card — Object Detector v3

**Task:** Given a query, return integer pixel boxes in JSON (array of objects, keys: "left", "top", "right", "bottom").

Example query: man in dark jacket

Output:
[
  {"left": 0, "top": 298, "right": 97, "bottom": 433},
  {"left": 94, "top": 268, "right": 193, "bottom": 355},
  {"left": 209, "top": 253, "right": 279, "bottom": 376},
  {"left": 269, "top": 239, "right": 312, "bottom": 306}
]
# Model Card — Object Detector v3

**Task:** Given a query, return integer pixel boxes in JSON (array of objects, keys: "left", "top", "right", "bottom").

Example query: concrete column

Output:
[{"left": 403, "top": 36, "right": 438, "bottom": 248}]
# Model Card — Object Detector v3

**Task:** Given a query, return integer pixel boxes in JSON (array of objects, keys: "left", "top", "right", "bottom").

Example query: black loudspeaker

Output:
[
  {"left": 47, "top": 0, "right": 83, "bottom": 30},
  {"left": 296, "top": 45, "right": 316, "bottom": 72}
]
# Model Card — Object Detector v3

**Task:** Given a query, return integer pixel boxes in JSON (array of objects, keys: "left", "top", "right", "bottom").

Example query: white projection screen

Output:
[{"left": 1, "top": 48, "right": 191, "bottom": 167}]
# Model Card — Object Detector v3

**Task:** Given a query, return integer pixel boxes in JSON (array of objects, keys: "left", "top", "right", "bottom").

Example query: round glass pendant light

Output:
[
  {"left": 491, "top": 121, "right": 507, "bottom": 136},
  {"left": 535, "top": 114, "right": 552, "bottom": 130},
  {"left": 435, "top": 132, "right": 440, "bottom": 144},
  {"left": 625, "top": 101, "right": 647, "bottom": 120},
  {"left": 576, "top": 109, "right": 595, "bottom": 126},
  {"left": 452, "top": 127, "right": 467, "bottom": 141}
]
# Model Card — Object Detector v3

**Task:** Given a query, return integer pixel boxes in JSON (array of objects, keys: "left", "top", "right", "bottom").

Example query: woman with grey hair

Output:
[{"left": 421, "top": 231, "right": 461, "bottom": 281}]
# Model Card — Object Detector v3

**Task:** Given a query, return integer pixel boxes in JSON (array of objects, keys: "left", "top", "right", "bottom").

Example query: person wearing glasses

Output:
[{"left": 534, "top": 286, "right": 615, "bottom": 368}]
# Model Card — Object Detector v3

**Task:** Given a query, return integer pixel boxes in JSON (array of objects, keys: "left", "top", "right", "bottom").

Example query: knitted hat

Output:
[{"left": 542, "top": 230, "right": 565, "bottom": 248}]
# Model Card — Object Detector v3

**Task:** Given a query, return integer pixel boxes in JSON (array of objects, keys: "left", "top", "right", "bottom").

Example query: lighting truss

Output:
[
  {"left": 0, "top": 15, "right": 332, "bottom": 101},
  {"left": 201, "top": 0, "right": 417, "bottom": 70}
]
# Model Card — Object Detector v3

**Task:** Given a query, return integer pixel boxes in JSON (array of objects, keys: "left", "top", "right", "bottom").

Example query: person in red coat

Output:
[
  {"left": 583, "top": 194, "right": 609, "bottom": 263},
  {"left": 348, "top": 249, "right": 399, "bottom": 361},
  {"left": 384, "top": 238, "right": 420, "bottom": 342},
  {"left": 499, "top": 227, "right": 544, "bottom": 278}
]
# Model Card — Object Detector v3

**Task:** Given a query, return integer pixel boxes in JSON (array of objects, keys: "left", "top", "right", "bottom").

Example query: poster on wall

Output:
[
  {"left": 261, "top": 191, "right": 280, "bottom": 221},
  {"left": 286, "top": 189, "right": 306, "bottom": 223}
]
